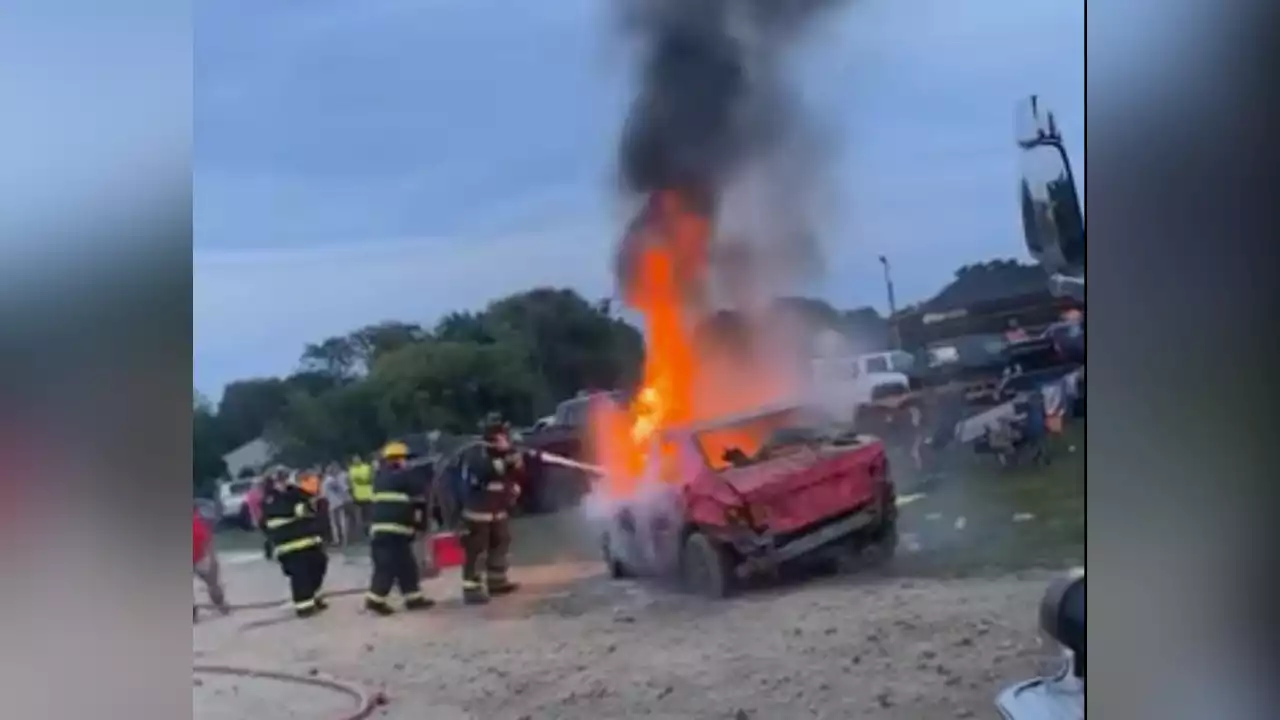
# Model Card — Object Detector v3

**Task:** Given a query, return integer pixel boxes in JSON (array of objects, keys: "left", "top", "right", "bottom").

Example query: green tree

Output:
[
  {"left": 193, "top": 390, "right": 228, "bottom": 496},
  {"left": 216, "top": 377, "right": 291, "bottom": 450},
  {"left": 484, "top": 288, "right": 642, "bottom": 406},
  {"left": 301, "top": 321, "right": 428, "bottom": 380},
  {"left": 368, "top": 340, "right": 548, "bottom": 435},
  {"left": 218, "top": 287, "right": 642, "bottom": 464},
  {"left": 433, "top": 311, "right": 496, "bottom": 344},
  {"left": 348, "top": 321, "right": 429, "bottom": 370},
  {"left": 299, "top": 336, "right": 359, "bottom": 380}
]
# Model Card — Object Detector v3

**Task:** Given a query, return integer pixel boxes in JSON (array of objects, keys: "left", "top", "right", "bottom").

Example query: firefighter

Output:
[
  {"left": 261, "top": 469, "right": 329, "bottom": 618},
  {"left": 364, "top": 441, "right": 434, "bottom": 616},
  {"left": 460, "top": 413, "right": 525, "bottom": 605}
]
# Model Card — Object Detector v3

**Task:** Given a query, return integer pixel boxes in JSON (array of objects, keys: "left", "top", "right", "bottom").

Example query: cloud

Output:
[{"left": 193, "top": 224, "right": 618, "bottom": 393}]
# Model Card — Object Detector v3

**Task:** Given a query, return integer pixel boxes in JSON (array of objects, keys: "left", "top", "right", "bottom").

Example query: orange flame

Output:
[{"left": 590, "top": 190, "right": 792, "bottom": 500}]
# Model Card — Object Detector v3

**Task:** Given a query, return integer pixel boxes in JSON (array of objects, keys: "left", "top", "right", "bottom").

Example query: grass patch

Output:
[{"left": 891, "top": 421, "right": 1085, "bottom": 576}]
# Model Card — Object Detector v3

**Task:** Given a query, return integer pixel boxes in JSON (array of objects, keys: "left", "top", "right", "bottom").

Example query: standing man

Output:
[
  {"left": 363, "top": 441, "right": 434, "bottom": 616},
  {"left": 261, "top": 470, "right": 330, "bottom": 618},
  {"left": 459, "top": 414, "right": 525, "bottom": 605},
  {"left": 348, "top": 455, "right": 374, "bottom": 541},
  {"left": 322, "top": 463, "right": 354, "bottom": 549}
]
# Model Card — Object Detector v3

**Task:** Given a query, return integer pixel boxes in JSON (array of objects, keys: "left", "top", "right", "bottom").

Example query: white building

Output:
[{"left": 222, "top": 437, "right": 277, "bottom": 479}]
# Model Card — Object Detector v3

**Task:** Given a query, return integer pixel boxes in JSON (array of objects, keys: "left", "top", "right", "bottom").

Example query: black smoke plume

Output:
[{"left": 614, "top": 0, "right": 846, "bottom": 297}]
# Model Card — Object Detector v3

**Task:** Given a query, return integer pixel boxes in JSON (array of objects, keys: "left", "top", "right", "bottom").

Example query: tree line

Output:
[
  {"left": 194, "top": 262, "right": 1039, "bottom": 495},
  {"left": 193, "top": 288, "right": 647, "bottom": 494}
]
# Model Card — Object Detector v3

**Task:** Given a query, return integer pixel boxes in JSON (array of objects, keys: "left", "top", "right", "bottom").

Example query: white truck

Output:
[{"left": 809, "top": 350, "right": 915, "bottom": 423}]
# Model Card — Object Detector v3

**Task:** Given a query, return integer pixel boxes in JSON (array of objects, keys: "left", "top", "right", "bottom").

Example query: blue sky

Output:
[{"left": 193, "top": 0, "right": 1084, "bottom": 397}]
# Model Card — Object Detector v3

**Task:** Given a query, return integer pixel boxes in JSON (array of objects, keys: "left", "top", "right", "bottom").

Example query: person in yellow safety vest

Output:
[{"left": 348, "top": 456, "right": 375, "bottom": 539}]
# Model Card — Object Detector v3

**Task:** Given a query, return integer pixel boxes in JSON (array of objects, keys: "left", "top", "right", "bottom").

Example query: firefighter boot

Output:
[
  {"left": 462, "top": 580, "right": 489, "bottom": 606},
  {"left": 487, "top": 577, "right": 520, "bottom": 596},
  {"left": 364, "top": 594, "right": 395, "bottom": 616},
  {"left": 403, "top": 592, "right": 435, "bottom": 611}
]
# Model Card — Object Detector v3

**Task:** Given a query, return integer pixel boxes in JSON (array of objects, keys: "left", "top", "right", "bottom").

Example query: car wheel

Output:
[
  {"left": 679, "top": 531, "right": 734, "bottom": 599},
  {"left": 843, "top": 490, "right": 898, "bottom": 570},
  {"left": 237, "top": 506, "right": 253, "bottom": 531}
]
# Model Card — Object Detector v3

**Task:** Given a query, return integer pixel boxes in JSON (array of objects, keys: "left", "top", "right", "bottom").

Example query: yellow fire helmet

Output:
[{"left": 381, "top": 441, "right": 410, "bottom": 460}]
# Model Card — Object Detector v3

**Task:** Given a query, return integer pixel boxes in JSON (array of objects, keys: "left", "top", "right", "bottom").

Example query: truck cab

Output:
[{"left": 810, "top": 351, "right": 914, "bottom": 422}]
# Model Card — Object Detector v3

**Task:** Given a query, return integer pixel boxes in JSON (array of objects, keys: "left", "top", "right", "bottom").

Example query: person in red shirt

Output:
[{"left": 193, "top": 509, "right": 230, "bottom": 620}]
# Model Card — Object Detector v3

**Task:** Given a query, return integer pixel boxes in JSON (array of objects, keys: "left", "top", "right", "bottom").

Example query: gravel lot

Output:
[{"left": 195, "top": 549, "right": 1058, "bottom": 720}]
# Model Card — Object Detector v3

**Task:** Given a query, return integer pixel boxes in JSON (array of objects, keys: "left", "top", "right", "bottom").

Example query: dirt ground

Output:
[{"left": 196, "top": 534, "right": 1069, "bottom": 719}]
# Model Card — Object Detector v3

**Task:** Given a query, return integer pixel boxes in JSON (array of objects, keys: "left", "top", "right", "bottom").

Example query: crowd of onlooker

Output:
[{"left": 239, "top": 458, "right": 377, "bottom": 550}]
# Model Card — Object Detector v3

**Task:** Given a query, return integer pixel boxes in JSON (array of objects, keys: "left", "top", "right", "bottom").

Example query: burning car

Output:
[{"left": 599, "top": 402, "right": 898, "bottom": 598}]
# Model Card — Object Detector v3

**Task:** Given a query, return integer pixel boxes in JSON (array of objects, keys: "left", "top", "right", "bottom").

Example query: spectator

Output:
[
  {"left": 1021, "top": 390, "right": 1050, "bottom": 464},
  {"left": 906, "top": 398, "right": 927, "bottom": 472},
  {"left": 348, "top": 455, "right": 375, "bottom": 540},
  {"left": 322, "top": 463, "right": 355, "bottom": 549},
  {"left": 245, "top": 477, "right": 269, "bottom": 558},
  {"left": 1004, "top": 317, "right": 1029, "bottom": 342},
  {"left": 193, "top": 509, "right": 229, "bottom": 620}
]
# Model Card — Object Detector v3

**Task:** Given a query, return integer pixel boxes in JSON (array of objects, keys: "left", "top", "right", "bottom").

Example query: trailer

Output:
[{"left": 601, "top": 403, "right": 898, "bottom": 598}]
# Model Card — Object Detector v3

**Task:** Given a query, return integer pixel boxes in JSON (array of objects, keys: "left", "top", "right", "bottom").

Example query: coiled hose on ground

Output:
[{"left": 193, "top": 664, "right": 384, "bottom": 720}]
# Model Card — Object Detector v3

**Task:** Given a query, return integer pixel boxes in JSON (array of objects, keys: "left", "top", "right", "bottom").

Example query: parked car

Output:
[
  {"left": 217, "top": 479, "right": 255, "bottom": 529},
  {"left": 520, "top": 391, "right": 626, "bottom": 512}
]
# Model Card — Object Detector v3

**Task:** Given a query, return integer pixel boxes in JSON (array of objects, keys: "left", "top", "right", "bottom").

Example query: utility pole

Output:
[{"left": 878, "top": 255, "right": 900, "bottom": 349}]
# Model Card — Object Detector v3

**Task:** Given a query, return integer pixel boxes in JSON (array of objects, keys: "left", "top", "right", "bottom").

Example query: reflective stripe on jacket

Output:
[
  {"left": 369, "top": 466, "right": 426, "bottom": 538},
  {"left": 261, "top": 486, "right": 323, "bottom": 556}
]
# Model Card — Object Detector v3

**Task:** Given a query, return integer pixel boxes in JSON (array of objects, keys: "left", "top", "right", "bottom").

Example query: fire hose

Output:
[{"left": 193, "top": 664, "right": 383, "bottom": 720}]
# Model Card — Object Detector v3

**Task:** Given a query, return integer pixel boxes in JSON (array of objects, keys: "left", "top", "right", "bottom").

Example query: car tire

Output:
[
  {"left": 865, "top": 488, "right": 899, "bottom": 563},
  {"left": 843, "top": 488, "right": 898, "bottom": 570},
  {"left": 679, "top": 531, "right": 734, "bottom": 599}
]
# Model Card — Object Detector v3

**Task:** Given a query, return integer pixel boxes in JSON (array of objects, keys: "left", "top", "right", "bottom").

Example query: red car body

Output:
[{"left": 604, "top": 404, "right": 897, "bottom": 596}]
